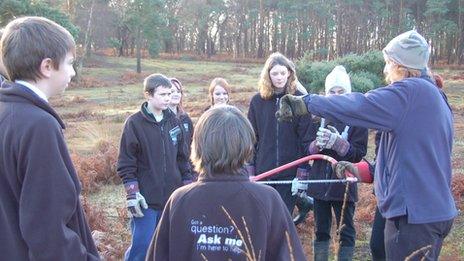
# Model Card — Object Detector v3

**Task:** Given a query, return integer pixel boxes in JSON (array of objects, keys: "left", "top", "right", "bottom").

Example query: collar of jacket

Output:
[
  {"left": 140, "top": 101, "right": 174, "bottom": 123},
  {"left": 197, "top": 170, "right": 250, "bottom": 182},
  {"left": 0, "top": 81, "right": 65, "bottom": 129}
]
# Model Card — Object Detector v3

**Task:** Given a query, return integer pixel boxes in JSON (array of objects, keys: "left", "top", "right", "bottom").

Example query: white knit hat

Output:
[
  {"left": 325, "top": 65, "right": 351, "bottom": 94},
  {"left": 382, "top": 30, "right": 430, "bottom": 70}
]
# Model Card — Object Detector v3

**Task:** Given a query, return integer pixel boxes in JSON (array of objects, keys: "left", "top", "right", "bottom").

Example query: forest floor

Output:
[{"left": 53, "top": 54, "right": 464, "bottom": 260}]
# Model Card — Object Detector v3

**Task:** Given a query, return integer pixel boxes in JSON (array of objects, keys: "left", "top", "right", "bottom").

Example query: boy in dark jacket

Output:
[
  {"left": 0, "top": 17, "right": 100, "bottom": 260},
  {"left": 307, "top": 66, "right": 368, "bottom": 261},
  {"left": 147, "top": 105, "right": 306, "bottom": 260},
  {"left": 117, "top": 73, "right": 193, "bottom": 261}
]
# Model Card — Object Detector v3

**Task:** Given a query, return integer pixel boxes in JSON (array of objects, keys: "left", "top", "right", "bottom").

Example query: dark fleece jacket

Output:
[
  {"left": 117, "top": 103, "right": 193, "bottom": 210},
  {"left": 147, "top": 172, "right": 306, "bottom": 261},
  {"left": 247, "top": 91, "right": 312, "bottom": 180},
  {"left": 0, "top": 82, "right": 100, "bottom": 260}
]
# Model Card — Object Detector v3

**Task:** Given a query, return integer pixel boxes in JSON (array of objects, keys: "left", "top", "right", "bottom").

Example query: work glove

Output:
[
  {"left": 124, "top": 181, "right": 148, "bottom": 218},
  {"left": 334, "top": 160, "right": 373, "bottom": 183},
  {"left": 275, "top": 94, "right": 309, "bottom": 122},
  {"left": 316, "top": 126, "right": 350, "bottom": 156},
  {"left": 291, "top": 168, "right": 309, "bottom": 196},
  {"left": 308, "top": 140, "right": 321, "bottom": 155}
]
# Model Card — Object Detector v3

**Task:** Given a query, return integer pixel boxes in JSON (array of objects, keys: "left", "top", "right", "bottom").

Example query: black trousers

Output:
[
  {"left": 385, "top": 215, "right": 453, "bottom": 260},
  {"left": 313, "top": 199, "right": 356, "bottom": 247},
  {"left": 370, "top": 207, "right": 386, "bottom": 260},
  {"left": 270, "top": 184, "right": 296, "bottom": 215}
]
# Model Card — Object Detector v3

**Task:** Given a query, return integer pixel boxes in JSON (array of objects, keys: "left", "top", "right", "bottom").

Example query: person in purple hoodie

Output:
[
  {"left": 276, "top": 30, "right": 457, "bottom": 260},
  {"left": 0, "top": 17, "right": 100, "bottom": 260}
]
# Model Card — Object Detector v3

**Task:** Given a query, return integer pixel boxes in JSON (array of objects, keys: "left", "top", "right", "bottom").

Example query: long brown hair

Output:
[
  {"left": 191, "top": 105, "right": 255, "bottom": 175},
  {"left": 258, "top": 52, "right": 297, "bottom": 100}
]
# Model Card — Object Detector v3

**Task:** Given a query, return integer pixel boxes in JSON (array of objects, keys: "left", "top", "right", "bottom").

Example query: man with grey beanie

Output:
[{"left": 277, "top": 30, "right": 457, "bottom": 260}]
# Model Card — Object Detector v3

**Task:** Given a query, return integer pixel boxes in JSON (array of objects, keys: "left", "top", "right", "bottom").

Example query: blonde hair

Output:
[
  {"left": 191, "top": 105, "right": 255, "bottom": 175},
  {"left": 208, "top": 77, "right": 231, "bottom": 105},
  {"left": 384, "top": 58, "right": 431, "bottom": 84},
  {"left": 170, "top": 78, "right": 186, "bottom": 115},
  {"left": 258, "top": 52, "right": 297, "bottom": 100}
]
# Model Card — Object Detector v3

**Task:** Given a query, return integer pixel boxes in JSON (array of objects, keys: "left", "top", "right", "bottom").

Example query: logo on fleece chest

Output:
[
  {"left": 183, "top": 123, "right": 190, "bottom": 132},
  {"left": 169, "top": 125, "right": 181, "bottom": 146}
]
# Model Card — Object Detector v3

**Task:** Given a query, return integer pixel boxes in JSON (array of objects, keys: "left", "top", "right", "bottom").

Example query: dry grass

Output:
[{"left": 72, "top": 138, "right": 120, "bottom": 195}]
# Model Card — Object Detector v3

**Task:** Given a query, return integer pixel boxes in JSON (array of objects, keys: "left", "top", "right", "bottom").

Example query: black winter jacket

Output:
[
  {"left": 247, "top": 91, "right": 312, "bottom": 180},
  {"left": 307, "top": 119, "right": 368, "bottom": 202},
  {"left": 0, "top": 82, "right": 100, "bottom": 260},
  {"left": 117, "top": 103, "right": 193, "bottom": 210}
]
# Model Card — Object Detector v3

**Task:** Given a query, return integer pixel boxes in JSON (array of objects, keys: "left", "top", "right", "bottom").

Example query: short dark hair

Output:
[
  {"left": 191, "top": 105, "right": 255, "bottom": 175},
  {"left": 143, "top": 73, "right": 172, "bottom": 95},
  {"left": 0, "top": 16, "right": 76, "bottom": 81}
]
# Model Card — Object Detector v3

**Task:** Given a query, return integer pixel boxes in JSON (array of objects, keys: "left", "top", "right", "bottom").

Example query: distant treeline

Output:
[{"left": 1, "top": 0, "right": 463, "bottom": 64}]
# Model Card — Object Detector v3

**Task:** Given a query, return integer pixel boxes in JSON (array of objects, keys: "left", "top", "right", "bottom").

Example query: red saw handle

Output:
[{"left": 251, "top": 154, "right": 341, "bottom": 182}]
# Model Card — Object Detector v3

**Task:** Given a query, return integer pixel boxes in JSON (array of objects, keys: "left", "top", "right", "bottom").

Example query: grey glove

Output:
[
  {"left": 127, "top": 192, "right": 148, "bottom": 218},
  {"left": 316, "top": 126, "right": 350, "bottom": 156},
  {"left": 275, "top": 94, "right": 309, "bottom": 122},
  {"left": 334, "top": 161, "right": 360, "bottom": 180},
  {"left": 124, "top": 181, "right": 148, "bottom": 218},
  {"left": 291, "top": 168, "right": 309, "bottom": 196}
]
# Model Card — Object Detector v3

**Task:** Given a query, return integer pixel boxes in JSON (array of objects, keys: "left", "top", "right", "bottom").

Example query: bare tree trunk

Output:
[
  {"left": 136, "top": 27, "right": 142, "bottom": 73},
  {"left": 75, "top": 0, "right": 95, "bottom": 81},
  {"left": 257, "top": 0, "right": 265, "bottom": 58},
  {"left": 458, "top": 0, "right": 464, "bottom": 64}
]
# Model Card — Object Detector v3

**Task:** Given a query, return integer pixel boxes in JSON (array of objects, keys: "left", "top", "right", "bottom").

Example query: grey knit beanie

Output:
[{"left": 382, "top": 30, "right": 430, "bottom": 70}]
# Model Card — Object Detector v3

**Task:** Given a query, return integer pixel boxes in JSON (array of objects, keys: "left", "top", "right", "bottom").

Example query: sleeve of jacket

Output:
[
  {"left": 296, "top": 114, "right": 313, "bottom": 169},
  {"left": 247, "top": 97, "right": 259, "bottom": 166},
  {"left": 305, "top": 82, "right": 410, "bottom": 132},
  {"left": 266, "top": 191, "right": 306, "bottom": 260},
  {"left": 177, "top": 122, "right": 193, "bottom": 181},
  {"left": 342, "top": 126, "right": 368, "bottom": 163},
  {"left": 19, "top": 118, "right": 100, "bottom": 261},
  {"left": 117, "top": 118, "right": 140, "bottom": 184},
  {"left": 186, "top": 115, "right": 194, "bottom": 144}
]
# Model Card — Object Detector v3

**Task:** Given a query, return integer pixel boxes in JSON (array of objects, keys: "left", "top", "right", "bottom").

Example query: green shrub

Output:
[
  {"left": 352, "top": 71, "right": 385, "bottom": 88},
  {"left": 297, "top": 60, "right": 336, "bottom": 93},
  {"left": 297, "top": 50, "right": 385, "bottom": 93},
  {"left": 350, "top": 73, "right": 375, "bottom": 93}
]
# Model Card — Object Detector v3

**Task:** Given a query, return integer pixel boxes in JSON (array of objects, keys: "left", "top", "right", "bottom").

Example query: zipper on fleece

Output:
[
  {"left": 160, "top": 124, "right": 167, "bottom": 197},
  {"left": 275, "top": 98, "right": 280, "bottom": 168}
]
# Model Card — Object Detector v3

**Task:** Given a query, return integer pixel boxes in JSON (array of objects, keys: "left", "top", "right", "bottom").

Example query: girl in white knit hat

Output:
[{"left": 307, "top": 65, "right": 368, "bottom": 261}]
